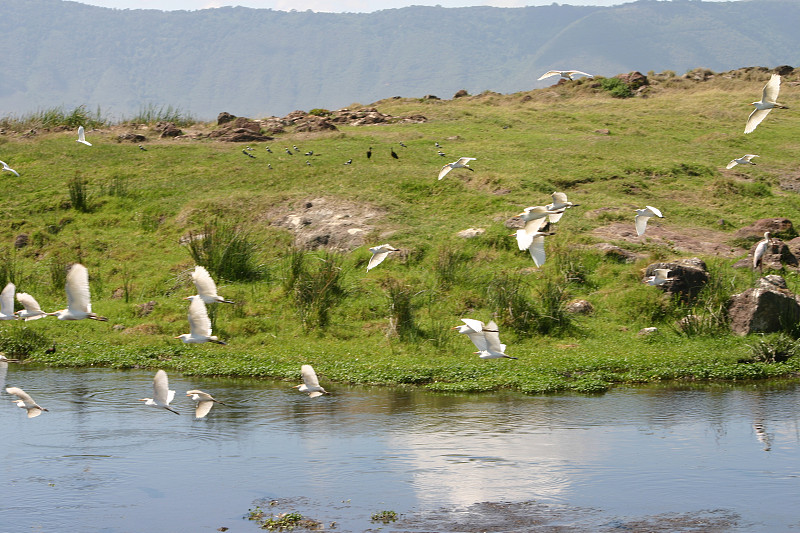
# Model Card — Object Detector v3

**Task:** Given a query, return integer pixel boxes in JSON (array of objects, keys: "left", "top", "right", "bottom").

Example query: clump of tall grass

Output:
[
  {"left": 0, "top": 247, "right": 18, "bottom": 287},
  {"left": 283, "top": 249, "right": 347, "bottom": 330},
  {"left": 434, "top": 245, "right": 471, "bottom": 289},
  {"left": 533, "top": 279, "right": 575, "bottom": 336},
  {"left": 0, "top": 327, "right": 52, "bottom": 357},
  {"left": 68, "top": 176, "right": 91, "bottom": 212},
  {"left": 125, "top": 104, "right": 196, "bottom": 127},
  {"left": 746, "top": 333, "right": 799, "bottom": 363},
  {"left": 49, "top": 256, "right": 69, "bottom": 294},
  {"left": 486, "top": 273, "right": 539, "bottom": 336},
  {"left": 0, "top": 105, "right": 107, "bottom": 132},
  {"left": 674, "top": 262, "right": 734, "bottom": 336},
  {"left": 383, "top": 278, "right": 421, "bottom": 340},
  {"left": 185, "top": 219, "right": 264, "bottom": 283}
]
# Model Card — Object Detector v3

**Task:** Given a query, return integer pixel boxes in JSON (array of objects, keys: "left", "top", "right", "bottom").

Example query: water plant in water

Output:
[{"left": 371, "top": 510, "right": 398, "bottom": 523}]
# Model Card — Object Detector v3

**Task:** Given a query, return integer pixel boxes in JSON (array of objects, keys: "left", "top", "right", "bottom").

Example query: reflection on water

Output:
[{"left": 1, "top": 365, "right": 798, "bottom": 532}]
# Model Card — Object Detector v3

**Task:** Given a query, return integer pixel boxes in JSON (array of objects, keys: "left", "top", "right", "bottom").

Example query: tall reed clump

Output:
[
  {"left": 0, "top": 105, "right": 107, "bottom": 132},
  {"left": 675, "top": 263, "right": 734, "bottom": 337},
  {"left": 68, "top": 176, "right": 91, "bottom": 212},
  {"left": 283, "top": 249, "right": 347, "bottom": 330},
  {"left": 383, "top": 278, "right": 420, "bottom": 340},
  {"left": 434, "top": 245, "right": 471, "bottom": 290},
  {"left": 0, "top": 247, "right": 18, "bottom": 287},
  {"left": 186, "top": 219, "right": 264, "bottom": 283},
  {"left": 485, "top": 273, "right": 539, "bottom": 336},
  {"left": 0, "top": 327, "right": 52, "bottom": 357},
  {"left": 126, "top": 104, "right": 197, "bottom": 127}
]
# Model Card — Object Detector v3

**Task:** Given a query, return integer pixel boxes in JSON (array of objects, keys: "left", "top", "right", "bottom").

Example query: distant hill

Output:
[{"left": 0, "top": 0, "right": 798, "bottom": 119}]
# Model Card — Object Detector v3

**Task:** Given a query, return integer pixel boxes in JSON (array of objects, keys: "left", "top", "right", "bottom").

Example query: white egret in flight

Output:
[
  {"left": 186, "top": 389, "right": 226, "bottom": 418},
  {"left": 6, "top": 386, "right": 48, "bottom": 418},
  {"left": 635, "top": 206, "right": 663, "bottom": 236},
  {"left": 294, "top": 364, "right": 330, "bottom": 398},
  {"left": 176, "top": 296, "right": 226, "bottom": 345},
  {"left": 191, "top": 265, "right": 234, "bottom": 304},
  {"left": 76, "top": 126, "right": 92, "bottom": 146},
  {"left": 50, "top": 264, "right": 107, "bottom": 321},
  {"left": 745, "top": 74, "right": 787, "bottom": 134},
  {"left": 438, "top": 157, "right": 476, "bottom": 180},
  {"left": 367, "top": 244, "right": 399, "bottom": 271},
  {"left": 140, "top": 370, "right": 179, "bottom": 415}
]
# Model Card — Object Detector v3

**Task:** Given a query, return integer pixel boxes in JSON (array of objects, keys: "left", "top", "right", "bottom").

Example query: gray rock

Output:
[
  {"left": 567, "top": 299, "right": 594, "bottom": 315},
  {"left": 457, "top": 228, "right": 485, "bottom": 239},
  {"left": 644, "top": 258, "right": 709, "bottom": 302},
  {"left": 727, "top": 275, "right": 800, "bottom": 335}
]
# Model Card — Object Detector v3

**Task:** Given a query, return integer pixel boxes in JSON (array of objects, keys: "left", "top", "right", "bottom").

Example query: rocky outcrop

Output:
[
  {"left": 156, "top": 121, "right": 182, "bottom": 138},
  {"left": 734, "top": 218, "right": 796, "bottom": 240},
  {"left": 117, "top": 132, "right": 146, "bottom": 143},
  {"left": 615, "top": 71, "right": 648, "bottom": 89},
  {"left": 566, "top": 299, "right": 594, "bottom": 315},
  {"left": 733, "top": 235, "right": 798, "bottom": 270},
  {"left": 644, "top": 258, "right": 709, "bottom": 302},
  {"left": 728, "top": 275, "right": 800, "bottom": 335}
]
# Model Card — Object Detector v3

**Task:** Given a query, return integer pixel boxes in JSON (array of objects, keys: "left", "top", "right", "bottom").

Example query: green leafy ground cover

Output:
[{"left": 1, "top": 70, "right": 799, "bottom": 393}]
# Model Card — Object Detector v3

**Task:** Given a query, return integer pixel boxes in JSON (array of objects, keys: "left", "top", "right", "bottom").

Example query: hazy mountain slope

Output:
[{"left": 0, "top": 0, "right": 798, "bottom": 119}]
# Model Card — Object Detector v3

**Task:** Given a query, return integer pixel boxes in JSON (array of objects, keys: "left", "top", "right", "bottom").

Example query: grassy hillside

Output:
[{"left": 1, "top": 69, "right": 799, "bottom": 393}]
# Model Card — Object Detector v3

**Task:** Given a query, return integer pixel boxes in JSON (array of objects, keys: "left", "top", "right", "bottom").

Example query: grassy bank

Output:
[{"left": 1, "top": 69, "right": 799, "bottom": 393}]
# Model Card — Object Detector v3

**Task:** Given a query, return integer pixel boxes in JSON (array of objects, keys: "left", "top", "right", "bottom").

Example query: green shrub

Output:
[
  {"left": 0, "top": 327, "right": 52, "bottom": 357},
  {"left": 308, "top": 108, "right": 331, "bottom": 116},
  {"left": 600, "top": 77, "right": 633, "bottom": 98},
  {"left": 186, "top": 219, "right": 264, "bottom": 283}
]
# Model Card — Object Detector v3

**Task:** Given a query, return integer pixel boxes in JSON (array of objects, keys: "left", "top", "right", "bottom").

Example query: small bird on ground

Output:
[
  {"left": 265, "top": 146, "right": 272, "bottom": 153},
  {"left": 267, "top": 163, "right": 272, "bottom": 169},
  {"left": 243, "top": 149, "right": 256, "bottom": 158},
  {"left": 186, "top": 389, "right": 226, "bottom": 418},
  {"left": 176, "top": 296, "right": 227, "bottom": 345},
  {"left": 6, "top": 387, "right": 48, "bottom": 418},
  {"left": 391, "top": 148, "right": 399, "bottom": 159},
  {"left": 140, "top": 370, "right": 179, "bottom": 415},
  {"left": 306, "top": 160, "right": 312, "bottom": 166},
  {"left": 399, "top": 142, "right": 407, "bottom": 148},
  {"left": 546, "top": 192, "right": 578, "bottom": 223},
  {"left": 305, "top": 150, "right": 313, "bottom": 156},
  {"left": 294, "top": 364, "right": 330, "bottom": 398},
  {"left": 285, "top": 148, "right": 293, "bottom": 155},
  {"left": 76, "top": 126, "right": 92, "bottom": 146},
  {"left": 366, "top": 147, "right": 372, "bottom": 159},
  {"left": 643, "top": 268, "right": 674, "bottom": 286},
  {"left": 49, "top": 264, "right": 107, "bottom": 321},
  {"left": 0, "top": 283, "right": 15, "bottom": 320},
  {"left": 745, "top": 74, "right": 787, "bottom": 134},
  {"left": 753, "top": 232, "right": 771, "bottom": 271},
  {"left": 0, "top": 160, "right": 19, "bottom": 177},
  {"left": 138, "top": 144, "right": 147, "bottom": 151},
  {"left": 475, "top": 320, "right": 517, "bottom": 360},
  {"left": 344, "top": 159, "right": 352, "bottom": 165},
  {"left": 438, "top": 157, "right": 476, "bottom": 180},
  {"left": 16, "top": 292, "right": 49, "bottom": 321},
  {"left": 367, "top": 244, "right": 399, "bottom": 271},
  {"left": 538, "top": 70, "right": 593, "bottom": 81},
  {"left": 635, "top": 206, "right": 663, "bottom": 236},
  {"left": 726, "top": 154, "right": 758, "bottom": 169},
  {"left": 191, "top": 266, "right": 234, "bottom": 304},
  {"left": 293, "top": 145, "right": 300, "bottom": 152},
  {"left": 437, "top": 150, "right": 446, "bottom": 157}
]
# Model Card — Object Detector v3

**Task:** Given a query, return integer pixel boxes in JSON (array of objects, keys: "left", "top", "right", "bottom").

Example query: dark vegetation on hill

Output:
[{"left": 0, "top": 0, "right": 799, "bottom": 119}]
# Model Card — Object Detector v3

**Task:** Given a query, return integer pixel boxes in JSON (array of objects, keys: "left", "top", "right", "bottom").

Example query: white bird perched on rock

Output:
[
  {"left": 753, "top": 232, "right": 771, "bottom": 271},
  {"left": 50, "top": 263, "right": 107, "bottom": 321},
  {"left": 76, "top": 125, "right": 92, "bottom": 146},
  {"left": 186, "top": 389, "right": 226, "bottom": 418},
  {"left": 16, "top": 292, "right": 49, "bottom": 321},
  {"left": 438, "top": 157, "right": 476, "bottom": 180},
  {"left": 191, "top": 265, "right": 234, "bottom": 304},
  {"left": 538, "top": 70, "right": 593, "bottom": 81},
  {"left": 474, "top": 320, "right": 517, "bottom": 360},
  {"left": 516, "top": 205, "right": 559, "bottom": 247},
  {"left": 6, "top": 386, "right": 48, "bottom": 418},
  {"left": 643, "top": 268, "right": 674, "bottom": 286},
  {"left": 634, "top": 206, "right": 663, "bottom": 236},
  {"left": 546, "top": 192, "right": 578, "bottom": 223},
  {"left": 745, "top": 74, "right": 787, "bottom": 134},
  {"left": 454, "top": 318, "right": 506, "bottom": 354},
  {"left": 140, "top": 370, "right": 179, "bottom": 415},
  {"left": 176, "top": 296, "right": 226, "bottom": 345},
  {"left": 0, "top": 283, "right": 15, "bottom": 320},
  {"left": 294, "top": 364, "right": 330, "bottom": 398},
  {"left": 726, "top": 154, "right": 759, "bottom": 169},
  {"left": 0, "top": 160, "right": 19, "bottom": 177},
  {"left": 367, "top": 244, "right": 399, "bottom": 271}
]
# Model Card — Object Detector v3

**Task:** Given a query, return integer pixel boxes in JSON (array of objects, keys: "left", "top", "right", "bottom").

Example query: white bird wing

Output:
[
  {"left": 514, "top": 229, "right": 533, "bottom": 251},
  {"left": 635, "top": 214, "right": 650, "bottom": 236},
  {"left": 187, "top": 296, "right": 213, "bottom": 336},
  {"left": 529, "top": 235, "right": 546, "bottom": 267},
  {"left": 460, "top": 318, "right": 484, "bottom": 333},
  {"left": 65, "top": 263, "right": 92, "bottom": 313},
  {"left": 195, "top": 400, "right": 214, "bottom": 418},
  {"left": 763, "top": 74, "right": 780, "bottom": 103},
  {"left": 538, "top": 70, "right": 561, "bottom": 80},
  {"left": 482, "top": 321, "right": 505, "bottom": 354},
  {"left": 567, "top": 70, "right": 593, "bottom": 78},
  {"left": 455, "top": 157, "right": 476, "bottom": 165},
  {"left": 0, "top": 161, "right": 19, "bottom": 176},
  {"left": 0, "top": 283, "right": 15, "bottom": 316},
  {"left": 16, "top": 292, "right": 42, "bottom": 313},
  {"left": 438, "top": 164, "right": 453, "bottom": 180},
  {"left": 367, "top": 251, "right": 391, "bottom": 271},
  {"left": 77, "top": 126, "right": 92, "bottom": 145},
  {"left": 6, "top": 386, "right": 36, "bottom": 407},
  {"left": 645, "top": 206, "right": 662, "bottom": 218},
  {"left": 547, "top": 209, "right": 566, "bottom": 224},
  {"left": 463, "top": 330, "right": 488, "bottom": 352},
  {"left": 551, "top": 192, "right": 569, "bottom": 206},
  {"left": 745, "top": 108, "right": 771, "bottom": 134},
  {"left": 743, "top": 154, "right": 759, "bottom": 162},
  {"left": 152, "top": 370, "right": 171, "bottom": 405},
  {"left": 192, "top": 265, "right": 219, "bottom": 298},
  {"left": 654, "top": 268, "right": 671, "bottom": 282},
  {"left": 522, "top": 216, "right": 548, "bottom": 236},
  {"left": 301, "top": 364, "right": 321, "bottom": 389},
  {"left": 725, "top": 159, "right": 738, "bottom": 169}
]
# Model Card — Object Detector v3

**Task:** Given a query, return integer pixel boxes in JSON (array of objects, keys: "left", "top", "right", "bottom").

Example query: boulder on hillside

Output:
[
  {"left": 734, "top": 218, "right": 796, "bottom": 240},
  {"left": 728, "top": 275, "right": 800, "bottom": 335},
  {"left": 644, "top": 258, "right": 709, "bottom": 302},
  {"left": 594, "top": 243, "right": 639, "bottom": 263},
  {"left": 615, "top": 71, "right": 649, "bottom": 89},
  {"left": 217, "top": 112, "right": 236, "bottom": 125},
  {"left": 117, "top": 132, "right": 146, "bottom": 143},
  {"left": 294, "top": 116, "right": 338, "bottom": 132},
  {"left": 156, "top": 121, "right": 182, "bottom": 138}
]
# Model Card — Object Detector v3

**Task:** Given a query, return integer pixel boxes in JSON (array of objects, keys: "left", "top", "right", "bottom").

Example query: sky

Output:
[{"left": 72, "top": 0, "right": 640, "bottom": 12}]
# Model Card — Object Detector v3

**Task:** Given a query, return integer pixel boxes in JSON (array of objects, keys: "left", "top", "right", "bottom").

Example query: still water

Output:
[{"left": 1, "top": 363, "right": 798, "bottom": 532}]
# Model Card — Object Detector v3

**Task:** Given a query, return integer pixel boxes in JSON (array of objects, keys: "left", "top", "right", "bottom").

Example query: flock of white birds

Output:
[{"left": 2, "top": 70, "right": 790, "bottom": 418}]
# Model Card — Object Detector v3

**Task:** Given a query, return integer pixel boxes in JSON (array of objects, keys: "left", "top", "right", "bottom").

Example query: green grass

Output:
[{"left": 1, "top": 69, "right": 800, "bottom": 393}]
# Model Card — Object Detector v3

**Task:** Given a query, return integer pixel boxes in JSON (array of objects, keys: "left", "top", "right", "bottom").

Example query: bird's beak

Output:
[
  {"left": 138, "top": 398, "right": 147, "bottom": 402},
  {"left": 516, "top": 212, "right": 526, "bottom": 217},
  {"left": 174, "top": 336, "right": 181, "bottom": 339}
]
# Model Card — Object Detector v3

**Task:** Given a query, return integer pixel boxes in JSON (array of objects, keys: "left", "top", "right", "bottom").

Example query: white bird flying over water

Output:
[
  {"left": 0, "top": 283, "right": 15, "bottom": 320},
  {"left": 635, "top": 206, "right": 663, "bottom": 236},
  {"left": 745, "top": 74, "right": 787, "bottom": 134},
  {"left": 176, "top": 296, "right": 226, "bottom": 345},
  {"left": 538, "top": 70, "right": 593, "bottom": 81},
  {"left": 191, "top": 265, "right": 234, "bottom": 304},
  {"left": 475, "top": 320, "right": 517, "bottom": 360},
  {"left": 76, "top": 126, "right": 92, "bottom": 146},
  {"left": 16, "top": 292, "right": 49, "bottom": 321},
  {"left": 50, "top": 263, "right": 107, "bottom": 321},
  {"left": 6, "top": 386, "right": 48, "bottom": 418},
  {"left": 367, "top": 244, "right": 399, "bottom": 271},
  {"left": 726, "top": 154, "right": 759, "bottom": 169},
  {"left": 438, "top": 157, "right": 476, "bottom": 180},
  {"left": 643, "top": 268, "right": 674, "bottom": 286},
  {"left": 186, "top": 389, "right": 225, "bottom": 418},
  {"left": 454, "top": 318, "right": 507, "bottom": 354},
  {"left": 546, "top": 192, "right": 578, "bottom": 223},
  {"left": 0, "top": 160, "right": 19, "bottom": 177},
  {"left": 294, "top": 364, "right": 330, "bottom": 398},
  {"left": 753, "top": 231, "right": 771, "bottom": 271},
  {"left": 140, "top": 369, "right": 179, "bottom": 415}
]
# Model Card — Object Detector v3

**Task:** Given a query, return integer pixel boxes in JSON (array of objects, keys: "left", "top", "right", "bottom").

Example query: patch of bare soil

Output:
[
  {"left": 267, "top": 196, "right": 387, "bottom": 252},
  {"left": 394, "top": 501, "right": 742, "bottom": 533},
  {"left": 591, "top": 222, "right": 745, "bottom": 258}
]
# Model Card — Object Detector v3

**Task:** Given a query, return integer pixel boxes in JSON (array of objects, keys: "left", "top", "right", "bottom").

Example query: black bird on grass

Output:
[
  {"left": 366, "top": 147, "right": 372, "bottom": 159},
  {"left": 391, "top": 148, "right": 399, "bottom": 159}
]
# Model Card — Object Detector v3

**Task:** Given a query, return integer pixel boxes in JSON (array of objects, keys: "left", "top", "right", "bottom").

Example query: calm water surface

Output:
[{"left": 1, "top": 364, "right": 798, "bottom": 532}]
